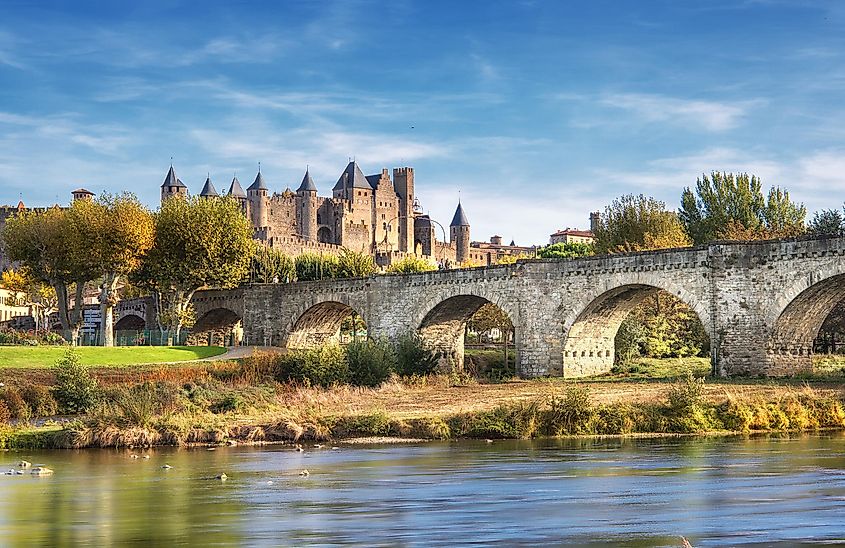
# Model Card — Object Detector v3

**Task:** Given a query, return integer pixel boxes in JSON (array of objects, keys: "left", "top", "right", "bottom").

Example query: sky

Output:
[{"left": 1, "top": 0, "right": 844, "bottom": 245}]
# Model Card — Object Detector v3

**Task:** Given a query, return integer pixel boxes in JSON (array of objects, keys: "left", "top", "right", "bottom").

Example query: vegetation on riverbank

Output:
[{"left": 2, "top": 349, "right": 845, "bottom": 449}]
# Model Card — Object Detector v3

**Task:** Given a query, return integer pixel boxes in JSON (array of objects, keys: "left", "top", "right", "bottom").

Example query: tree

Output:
[
  {"left": 679, "top": 172, "right": 806, "bottom": 245},
  {"left": 295, "top": 253, "right": 339, "bottom": 281},
  {"left": 249, "top": 246, "right": 296, "bottom": 283},
  {"left": 593, "top": 194, "right": 691, "bottom": 254},
  {"left": 79, "top": 193, "right": 154, "bottom": 347},
  {"left": 336, "top": 248, "right": 377, "bottom": 278},
  {"left": 134, "top": 196, "right": 254, "bottom": 341},
  {"left": 808, "top": 207, "right": 844, "bottom": 235},
  {"left": 386, "top": 255, "right": 437, "bottom": 274},
  {"left": 2, "top": 205, "right": 97, "bottom": 343},
  {"left": 0, "top": 268, "right": 58, "bottom": 334},
  {"left": 537, "top": 242, "right": 594, "bottom": 259}
]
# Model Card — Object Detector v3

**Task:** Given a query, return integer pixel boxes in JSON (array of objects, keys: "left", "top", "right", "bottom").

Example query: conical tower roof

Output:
[
  {"left": 332, "top": 161, "right": 370, "bottom": 191},
  {"left": 161, "top": 166, "right": 186, "bottom": 188},
  {"left": 297, "top": 169, "right": 317, "bottom": 192},
  {"left": 200, "top": 176, "right": 218, "bottom": 197},
  {"left": 247, "top": 170, "right": 268, "bottom": 191},
  {"left": 450, "top": 202, "right": 469, "bottom": 227},
  {"left": 228, "top": 176, "right": 246, "bottom": 198}
]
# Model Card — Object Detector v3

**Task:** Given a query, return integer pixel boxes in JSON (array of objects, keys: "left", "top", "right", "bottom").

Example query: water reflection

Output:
[{"left": 1, "top": 434, "right": 845, "bottom": 546}]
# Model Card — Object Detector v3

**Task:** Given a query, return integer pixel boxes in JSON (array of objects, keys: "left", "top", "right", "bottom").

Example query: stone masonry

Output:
[{"left": 189, "top": 235, "right": 845, "bottom": 377}]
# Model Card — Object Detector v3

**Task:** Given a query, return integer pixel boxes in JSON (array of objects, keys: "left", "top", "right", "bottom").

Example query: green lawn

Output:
[{"left": 0, "top": 345, "right": 227, "bottom": 369}]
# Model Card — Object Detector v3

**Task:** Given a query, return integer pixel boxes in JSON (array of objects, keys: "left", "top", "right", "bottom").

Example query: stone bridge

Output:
[{"left": 187, "top": 236, "right": 845, "bottom": 377}]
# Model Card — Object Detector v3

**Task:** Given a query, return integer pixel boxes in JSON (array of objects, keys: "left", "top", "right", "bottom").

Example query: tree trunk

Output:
[
  {"left": 99, "top": 273, "right": 120, "bottom": 347},
  {"left": 53, "top": 282, "right": 75, "bottom": 344}
]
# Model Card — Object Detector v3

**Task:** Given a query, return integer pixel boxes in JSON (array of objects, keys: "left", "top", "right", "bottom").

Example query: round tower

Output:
[
  {"left": 450, "top": 202, "right": 470, "bottom": 264},
  {"left": 160, "top": 165, "right": 188, "bottom": 204},
  {"left": 247, "top": 170, "right": 269, "bottom": 228},
  {"left": 296, "top": 168, "right": 318, "bottom": 241}
]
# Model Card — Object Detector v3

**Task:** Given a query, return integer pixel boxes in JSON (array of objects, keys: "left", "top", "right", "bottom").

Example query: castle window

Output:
[{"left": 317, "top": 214, "right": 322, "bottom": 224}]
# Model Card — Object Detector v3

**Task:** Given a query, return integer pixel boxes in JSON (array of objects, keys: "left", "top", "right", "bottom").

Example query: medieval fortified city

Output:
[{"left": 2, "top": 1, "right": 845, "bottom": 546}]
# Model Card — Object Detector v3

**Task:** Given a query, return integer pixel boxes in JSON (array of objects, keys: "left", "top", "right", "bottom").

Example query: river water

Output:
[{"left": 1, "top": 434, "right": 845, "bottom": 546}]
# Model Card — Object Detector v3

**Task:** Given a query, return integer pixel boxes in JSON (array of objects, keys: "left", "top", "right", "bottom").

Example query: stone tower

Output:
[
  {"left": 296, "top": 168, "right": 318, "bottom": 241},
  {"left": 393, "top": 167, "right": 414, "bottom": 253},
  {"left": 247, "top": 170, "right": 269, "bottom": 228},
  {"left": 199, "top": 176, "right": 218, "bottom": 199},
  {"left": 160, "top": 165, "right": 188, "bottom": 204},
  {"left": 71, "top": 188, "right": 94, "bottom": 202},
  {"left": 450, "top": 201, "right": 470, "bottom": 264}
]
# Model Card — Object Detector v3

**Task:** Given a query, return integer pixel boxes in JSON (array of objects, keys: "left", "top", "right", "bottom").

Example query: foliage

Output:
[
  {"left": 496, "top": 253, "right": 532, "bottom": 264},
  {"left": 80, "top": 193, "right": 155, "bottom": 346},
  {"left": 395, "top": 333, "right": 440, "bottom": 376},
  {"left": 679, "top": 172, "right": 806, "bottom": 245},
  {"left": 467, "top": 302, "right": 513, "bottom": 333},
  {"left": 544, "top": 385, "right": 595, "bottom": 435},
  {"left": 0, "top": 400, "right": 9, "bottom": 425},
  {"left": 614, "top": 292, "right": 709, "bottom": 363},
  {"left": 52, "top": 348, "right": 99, "bottom": 414},
  {"left": 1, "top": 268, "right": 58, "bottom": 334},
  {"left": 346, "top": 339, "right": 397, "bottom": 387},
  {"left": 295, "top": 253, "right": 339, "bottom": 281},
  {"left": 336, "top": 248, "right": 377, "bottom": 278},
  {"left": 386, "top": 255, "right": 437, "bottom": 274},
  {"left": 0, "top": 386, "right": 29, "bottom": 421},
  {"left": 808, "top": 207, "right": 844, "bottom": 235},
  {"left": 537, "top": 242, "right": 594, "bottom": 259},
  {"left": 593, "top": 194, "right": 691, "bottom": 254},
  {"left": 21, "top": 385, "right": 58, "bottom": 417},
  {"left": 134, "top": 196, "right": 255, "bottom": 337},
  {"left": 448, "top": 400, "right": 541, "bottom": 439},
  {"left": 1, "top": 204, "right": 97, "bottom": 342},
  {"left": 0, "top": 345, "right": 225, "bottom": 368},
  {"left": 249, "top": 246, "right": 296, "bottom": 283},
  {"left": 275, "top": 345, "right": 350, "bottom": 387}
]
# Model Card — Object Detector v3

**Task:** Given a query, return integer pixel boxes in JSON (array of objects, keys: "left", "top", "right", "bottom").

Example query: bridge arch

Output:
[
  {"left": 114, "top": 313, "right": 145, "bottom": 332},
  {"left": 286, "top": 300, "right": 368, "bottom": 349},
  {"left": 765, "top": 270, "right": 845, "bottom": 374},
  {"left": 413, "top": 291, "right": 518, "bottom": 372},
  {"left": 189, "top": 307, "right": 242, "bottom": 346},
  {"left": 560, "top": 281, "right": 711, "bottom": 378}
]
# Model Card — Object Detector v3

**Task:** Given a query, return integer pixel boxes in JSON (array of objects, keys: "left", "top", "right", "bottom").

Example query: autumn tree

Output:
[
  {"left": 77, "top": 193, "right": 154, "bottom": 347},
  {"left": 386, "top": 255, "right": 437, "bottom": 274},
  {"left": 2, "top": 205, "right": 97, "bottom": 343},
  {"left": 0, "top": 268, "right": 58, "bottom": 333},
  {"left": 134, "top": 196, "right": 254, "bottom": 341},
  {"left": 593, "top": 194, "right": 691, "bottom": 254},
  {"left": 679, "top": 172, "right": 806, "bottom": 244}
]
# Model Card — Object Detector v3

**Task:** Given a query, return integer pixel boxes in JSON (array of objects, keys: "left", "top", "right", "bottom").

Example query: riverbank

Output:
[{"left": 2, "top": 354, "right": 845, "bottom": 449}]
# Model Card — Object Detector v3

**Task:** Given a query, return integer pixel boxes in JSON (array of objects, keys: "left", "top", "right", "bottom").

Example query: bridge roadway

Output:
[{"left": 124, "top": 235, "right": 845, "bottom": 378}]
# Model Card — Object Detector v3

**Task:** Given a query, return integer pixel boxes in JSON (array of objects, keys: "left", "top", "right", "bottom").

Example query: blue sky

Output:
[{"left": 1, "top": 0, "right": 844, "bottom": 244}]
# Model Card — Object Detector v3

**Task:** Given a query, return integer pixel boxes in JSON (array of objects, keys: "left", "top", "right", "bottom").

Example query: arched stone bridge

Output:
[{"left": 192, "top": 236, "right": 845, "bottom": 377}]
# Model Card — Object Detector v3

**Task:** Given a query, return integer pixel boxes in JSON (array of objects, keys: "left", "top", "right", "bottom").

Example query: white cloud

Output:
[{"left": 599, "top": 93, "right": 758, "bottom": 132}]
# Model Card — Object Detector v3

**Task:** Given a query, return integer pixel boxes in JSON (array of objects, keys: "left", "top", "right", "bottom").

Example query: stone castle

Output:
[{"left": 160, "top": 161, "right": 535, "bottom": 267}]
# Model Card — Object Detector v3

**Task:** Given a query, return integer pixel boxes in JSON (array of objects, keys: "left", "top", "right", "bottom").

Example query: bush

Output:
[
  {"left": 544, "top": 385, "right": 595, "bottom": 435},
  {"left": 395, "top": 334, "right": 440, "bottom": 377},
  {"left": 449, "top": 401, "right": 540, "bottom": 439},
  {"left": 336, "top": 249, "right": 377, "bottom": 278},
  {"left": 295, "top": 253, "right": 339, "bottom": 281},
  {"left": 0, "top": 400, "right": 10, "bottom": 424},
  {"left": 53, "top": 348, "right": 99, "bottom": 414},
  {"left": 210, "top": 393, "right": 245, "bottom": 414},
  {"left": 276, "top": 345, "right": 349, "bottom": 387},
  {"left": 386, "top": 256, "right": 437, "bottom": 274},
  {"left": 0, "top": 387, "right": 30, "bottom": 420},
  {"left": 44, "top": 332, "right": 67, "bottom": 346},
  {"left": 21, "top": 385, "right": 58, "bottom": 417},
  {"left": 346, "top": 339, "right": 396, "bottom": 387}
]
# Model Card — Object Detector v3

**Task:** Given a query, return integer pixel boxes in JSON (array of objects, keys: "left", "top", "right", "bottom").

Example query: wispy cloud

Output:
[{"left": 598, "top": 93, "right": 759, "bottom": 132}]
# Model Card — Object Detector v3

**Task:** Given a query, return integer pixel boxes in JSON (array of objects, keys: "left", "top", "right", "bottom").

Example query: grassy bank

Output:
[
  {"left": 0, "top": 346, "right": 226, "bottom": 368},
  {"left": 2, "top": 350, "right": 845, "bottom": 449}
]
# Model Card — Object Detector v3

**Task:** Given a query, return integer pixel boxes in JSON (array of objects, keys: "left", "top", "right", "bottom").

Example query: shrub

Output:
[
  {"left": 336, "top": 249, "right": 377, "bottom": 278},
  {"left": 395, "top": 334, "right": 440, "bottom": 376},
  {"left": 44, "top": 332, "right": 67, "bottom": 346},
  {"left": 346, "top": 339, "right": 396, "bottom": 387},
  {"left": 0, "top": 400, "right": 11, "bottom": 424},
  {"left": 21, "top": 385, "right": 58, "bottom": 417},
  {"left": 0, "top": 386, "right": 30, "bottom": 420},
  {"left": 210, "top": 393, "right": 245, "bottom": 414},
  {"left": 450, "top": 401, "right": 540, "bottom": 439},
  {"left": 53, "top": 348, "right": 99, "bottom": 414},
  {"left": 544, "top": 385, "right": 595, "bottom": 435},
  {"left": 276, "top": 345, "right": 349, "bottom": 387},
  {"left": 295, "top": 253, "right": 339, "bottom": 281},
  {"left": 667, "top": 373, "right": 705, "bottom": 413},
  {"left": 386, "top": 256, "right": 437, "bottom": 274}
]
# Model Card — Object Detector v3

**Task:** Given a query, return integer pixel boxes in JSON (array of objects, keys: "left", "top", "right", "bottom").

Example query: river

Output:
[{"left": 1, "top": 434, "right": 845, "bottom": 546}]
